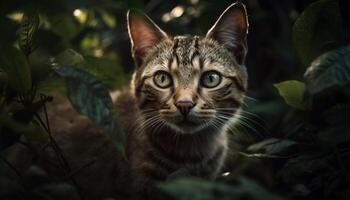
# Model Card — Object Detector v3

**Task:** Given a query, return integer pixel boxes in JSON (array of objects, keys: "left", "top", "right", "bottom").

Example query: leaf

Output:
[
  {"left": 36, "top": 76, "right": 67, "bottom": 95},
  {"left": 52, "top": 49, "right": 84, "bottom": 67},
  {"left": 280, "top": 154, "right": 329, "bottom": 184},
  {"left": 53, "top": 65, "right": 125, "bottom": 151},
  {"left": 0, "top": 114, "right": 47, "bottom": 150},
  {"left": 19, "top": 10, "right": 40, "bottom": 56},
  {"left": 293, "top": 0, "right": 343, "bottom": 67},
  {"left": 35, "top": 183, "right": 79, "bottom": 200},
  {"left": 304, "top": 45, "right": 350, "bottom": 95},
  {"left": 247, "top": 138, "right": 297, "bottom": 155},
  {"left": 99, "top": 10, "right": 116, "bottom": 28},
  {"left": 318, "top": 104, "right": 350, "bottom": 145},
  {"left": 48, "top": 14, "right": 81, "bottom": 40},
  {"left": 274, "top": 80, "right": 310, "bottom": 110},
  {"left": 159, "top": 177, "right": 284, "bottom": 200},
  {"left": 53, "top": 49, "right": 127, "bottom": 89},
  {"left": 0, "top": 46, "right": 32, "bottom": 94},
  {"left": 83, "top": 56, "right": 127, "bottom": 89}
]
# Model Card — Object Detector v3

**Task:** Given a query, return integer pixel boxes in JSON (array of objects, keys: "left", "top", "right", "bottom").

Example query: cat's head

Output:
[{"left": 127, "top": 2, "right": 248, "bottom": 134}]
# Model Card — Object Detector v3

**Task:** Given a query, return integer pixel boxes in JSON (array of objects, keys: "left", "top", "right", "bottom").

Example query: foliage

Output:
[
  {"left": 304, "top": 45, "right": 350, "bottom": 95},
  {"left": 293, "top": 0, "right": 343, "bottom": 67},
  {"left": 274, "top": 80, "right": 310, "bottom": 110},
  {"left": 159, "top": 177, "right": 284, "bottom": 200},
  {"left": 53, "top": 65, "right": 125, "bottom": 151},
  {"left": 0, "top": 46, "right": 32, "bottom": 94},
  {"left": 0, "top": 0, "right": 350, "bottom": 200}
]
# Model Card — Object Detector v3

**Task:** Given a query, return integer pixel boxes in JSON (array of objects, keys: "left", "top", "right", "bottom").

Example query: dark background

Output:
[{"left": 1, "top": 0, "right": 350, "bottom": 199}]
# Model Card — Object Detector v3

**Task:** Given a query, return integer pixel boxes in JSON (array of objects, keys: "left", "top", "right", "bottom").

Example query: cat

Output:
[
  {"left": 5, "top": 2, "right": 249, "bottom": 200},
  {"left": 124, "top": 2, "right": 248, "bottom": 199}
]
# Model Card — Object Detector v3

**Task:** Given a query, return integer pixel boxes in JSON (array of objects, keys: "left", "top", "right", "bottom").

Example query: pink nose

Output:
[{"left": 175, "top": 100, "right": 195, "bottom": 115}]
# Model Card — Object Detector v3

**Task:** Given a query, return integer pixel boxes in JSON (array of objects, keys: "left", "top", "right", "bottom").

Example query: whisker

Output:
[
  {"left": 216, "top": 107, "right": 270, "bottom": 136},
  {"left": 244, "top": 96, "right": 258, "bottom": 102},
  {"left": 218, "top": 111, "right": 265, "bottom": 130}
]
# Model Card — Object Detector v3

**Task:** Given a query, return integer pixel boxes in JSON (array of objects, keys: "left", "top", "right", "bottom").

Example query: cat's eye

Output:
[
  {"left": 201, "top": 71, "right": 222, "bottom": 88},
  {"left": 153, "top": 71, "right": 172, "bottom": 88}
]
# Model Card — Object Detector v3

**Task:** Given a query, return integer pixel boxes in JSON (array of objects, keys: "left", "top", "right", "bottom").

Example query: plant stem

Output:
[
  {"left": 0, "top": 155, "right": 24, "bottom": 182},
  {"left": 35, "top": 95, "right": 85, "bottom": 200}
]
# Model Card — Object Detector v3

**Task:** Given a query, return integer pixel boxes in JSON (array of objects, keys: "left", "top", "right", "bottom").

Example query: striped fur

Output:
[{"left": 125, "top": 2, "right": 249, "bottom": 199}]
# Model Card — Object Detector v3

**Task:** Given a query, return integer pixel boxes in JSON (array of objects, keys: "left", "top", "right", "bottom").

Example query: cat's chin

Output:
[{"left": 167, "top": 120, "right": 213, "bottom": 134}]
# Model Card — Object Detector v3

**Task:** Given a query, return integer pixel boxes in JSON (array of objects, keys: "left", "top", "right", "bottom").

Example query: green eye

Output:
[
  {"left": 201, "top": 71, "right": 222, "bottom": 88},
  {"left": 153, "top": 71, "right": 172, "bottom": 88}
]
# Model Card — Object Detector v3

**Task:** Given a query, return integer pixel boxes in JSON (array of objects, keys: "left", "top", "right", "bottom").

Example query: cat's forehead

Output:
[
  {"left": 142, "top": 35, "right": 238, "bottom": 79},
  {"left": 172, "top": 35, "right": 199, "bottom": 66}
]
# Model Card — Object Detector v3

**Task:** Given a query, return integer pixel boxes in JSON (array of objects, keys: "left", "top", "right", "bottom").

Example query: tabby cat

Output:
[
  {"left": 124, "top": 1, "right": 248, "bottom": 198},
  {"left": 19, "top": 2, "right": 249, "bottom": 200}
]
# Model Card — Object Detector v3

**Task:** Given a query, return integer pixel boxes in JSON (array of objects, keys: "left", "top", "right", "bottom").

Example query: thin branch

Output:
[
  {"left": 0, "top": 155, "right": 23, "bottom": 181},
  {"left": 59, "top": 159, "right": 96, "bottom": 181},
  {"left": 35, "top": 94, "right": 85, "bottom": 200}
]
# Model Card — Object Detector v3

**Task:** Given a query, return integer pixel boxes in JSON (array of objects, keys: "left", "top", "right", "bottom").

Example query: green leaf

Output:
[
  {"left": 99, "top": 10, "right": 116, "bottom": 28},
  {"left": 53, "top": 49, "right": 84, "bottom": 67},
  {"left": 304, "top": 45, "right": 350, "bottom": 95},
  {"left": 293, "top": 0, "right": 343, "bottom": 67},
  {"left": 274, "top": 80, "right": 309, "bottom": 110},
  {"left": 83, "top": 56, "right": 127, "bottom": 89},
  {"left": 247, "top": 138, "right": 297, "bottom": 155},
  {"left": 48, "top": 14, "right": 81, "bottom": 40},
  {"left": 159, "top": 177, "right": 284, "bottom": 200},
  {"left": 36, "top": 76, "right": 67, "bottom": 95},
  {"left": 53, "top": 65, "right": 125, "bottom": 151},
  {"left": 53, "top": 49, "right": 127, "bottom": 89},
  {"left": 0, "top": 46, "right": 32, "bottom": 93},
  {"left": 19, "top": 10, "right": 40, "bottom": 56}
]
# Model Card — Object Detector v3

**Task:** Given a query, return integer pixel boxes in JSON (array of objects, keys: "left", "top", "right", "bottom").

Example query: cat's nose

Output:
[{"left": 175, "top": 100, "right": 195, "bottom": 115}]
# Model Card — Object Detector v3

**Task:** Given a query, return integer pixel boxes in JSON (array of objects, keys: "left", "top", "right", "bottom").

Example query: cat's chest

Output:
[{"left": 129, "top": 135, "right": 227, "bottom": 181}]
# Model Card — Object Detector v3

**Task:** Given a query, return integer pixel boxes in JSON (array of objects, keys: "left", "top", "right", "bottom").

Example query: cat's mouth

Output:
[
  {"left": 166, "top": 115, "right": 213, "bottom": 134},
  {"left": 157, "top": 109, "right": 219, "bottom": 134},
  {"left": 177, "top": 119, "right": 199, "bottom": 128}
]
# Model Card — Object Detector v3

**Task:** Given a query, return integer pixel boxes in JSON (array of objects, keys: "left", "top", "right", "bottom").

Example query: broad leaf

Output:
[
  {"left": 247, "top": 138, "right": 297, "bottom": 155},
  {"left": 159, "top": 177, "right": 284, "bottom": 200},
  {"left": 53, "top": 49, "right": 84, "bottom": 67},
  {"left": 53, "top": 65, "right": 125, "bottom": 151},
  {"left": 0, "top": 46, "right": 32, "bottom": 93},
  {"left": 293, "top": 0, "right": 343, "bottom": 67},
  {"left": 36, "top": 76, "right": 67, "bottom": 95},
  {"left": 53, "top": 49, "right": 127, "bottom": 89},
  {"left": 274, "top": 80, "right": 309, "bottom": 110},
  {"left": 304, "top": 45, "right": 350, "bottom": 95}
]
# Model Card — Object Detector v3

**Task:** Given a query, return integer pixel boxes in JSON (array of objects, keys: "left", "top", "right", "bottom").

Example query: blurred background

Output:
[{"left": 1, "top": 0, "right": 350, "bottom": 199}]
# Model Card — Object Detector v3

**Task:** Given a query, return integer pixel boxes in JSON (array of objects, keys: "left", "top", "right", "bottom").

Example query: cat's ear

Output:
[
  {"left": 127, "top": 9, "right": 168, "bottom": 63},
  {"left": 206, "top": 2, "right": 249, "bottom": 65}
]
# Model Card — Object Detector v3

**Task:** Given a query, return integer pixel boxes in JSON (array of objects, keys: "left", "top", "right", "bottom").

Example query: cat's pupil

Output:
[
  {"left": 209, "top": 75, "right": 214, "bottom": 82},
  {"left": 161, "top": 75, "right": 165, "bottom": 82}
]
